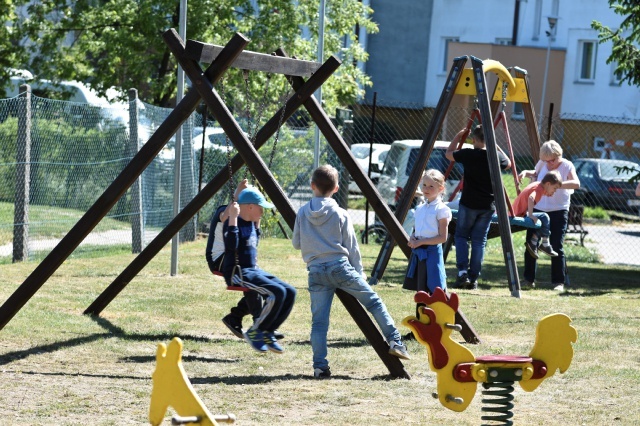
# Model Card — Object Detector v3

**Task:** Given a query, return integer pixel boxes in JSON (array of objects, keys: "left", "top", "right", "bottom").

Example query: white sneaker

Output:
[
  {"left": 553, "top": 283, "right": 565, "bottom": 291},
  {"left": 388, "top": 340, "right": 411, "bottom": 360}
]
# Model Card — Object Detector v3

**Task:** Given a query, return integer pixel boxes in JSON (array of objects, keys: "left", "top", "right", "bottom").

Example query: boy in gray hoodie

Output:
[{"left": 292, "top": 165, "right": 410, "bottom": 378}]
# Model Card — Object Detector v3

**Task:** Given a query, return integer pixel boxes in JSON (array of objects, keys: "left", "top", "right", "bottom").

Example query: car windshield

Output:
[
  {"left": 600, "top": 161, "right": 639, "bottom": 180},
  {"left": 381, "top": 145, "right": 405, "bottom": 177},
  {"left": 351, "top": 145, "right": 371, "bottom": 159}
]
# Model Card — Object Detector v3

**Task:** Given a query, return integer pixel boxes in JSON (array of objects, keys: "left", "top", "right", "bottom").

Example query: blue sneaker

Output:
[
  {"left": 263, "top": 332, "right": 284, "bottom": 354},
  {"left": 244, "top": 329, "right": 267, "bottom": 353}
]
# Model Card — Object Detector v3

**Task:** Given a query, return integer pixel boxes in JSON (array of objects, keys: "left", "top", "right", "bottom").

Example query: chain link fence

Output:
[
  {"left": 1, "top": 90, "right": 639, "bottom": 268},
  {"left": 341, "top": 99, "right": 640, "bottom": 268}
]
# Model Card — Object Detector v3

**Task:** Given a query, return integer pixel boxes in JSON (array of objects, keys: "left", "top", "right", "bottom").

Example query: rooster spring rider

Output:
[{"left": 402, "top": 288, "right": 577, "bottom": 424}]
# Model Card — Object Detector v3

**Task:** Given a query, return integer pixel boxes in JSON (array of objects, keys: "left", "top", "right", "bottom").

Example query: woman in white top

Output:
[{"left": 519, "top": 141, "right": 581, "bottom": 291}]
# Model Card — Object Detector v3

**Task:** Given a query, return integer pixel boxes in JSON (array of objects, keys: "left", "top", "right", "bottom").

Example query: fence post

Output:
[
  {"left": 179, "top": 117, "right": 197, "bottom": 243},
  {"left": 129, "top": 89, "right": 144, "bottom": 253},
  {"left": 13, "top": 85, "right": 32, "bottom": 262},
  {"left": 336, "top": 119, "right": 353, "bottom": 209}
]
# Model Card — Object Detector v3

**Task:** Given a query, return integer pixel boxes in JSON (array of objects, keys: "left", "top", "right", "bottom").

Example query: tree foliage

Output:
[
  {"left": 4, "top": 0, "right": 377, "bottom": 112},
  {"left": 592, "top": 0, "right": 640, "bottom": 87}
]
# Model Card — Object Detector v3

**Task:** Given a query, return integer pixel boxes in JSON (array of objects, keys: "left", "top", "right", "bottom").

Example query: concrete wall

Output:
[{"left": 363, "top": 0, "right": 434, "bottom": 104}]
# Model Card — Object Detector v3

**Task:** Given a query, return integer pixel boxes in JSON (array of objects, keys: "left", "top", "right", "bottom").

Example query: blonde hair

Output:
[
  {"left": 422, "top": 169, "right": 446, "bottom": 197},
  {"left": 312, "top": 164, "right": 339, "bottom": 195},
  {"left": 540, "top": 140, "right": 563, "bottom": 159}
]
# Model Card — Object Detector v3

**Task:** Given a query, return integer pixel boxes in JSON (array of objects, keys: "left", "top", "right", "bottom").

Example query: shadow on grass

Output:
[
  {"left": 286, "top": 337, "right": 369, "bottom": 349},
  {"left": 122, "top": 354, "right": 243, "bottom": 364},
  {"left": 0, "top": 315, "right": 221, "bottom": 366}
]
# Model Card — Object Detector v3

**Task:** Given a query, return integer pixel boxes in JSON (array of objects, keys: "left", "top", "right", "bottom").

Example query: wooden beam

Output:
[
  {"left": 276, "top": 49, "right": 411, "bottom": 379},
  {"left": 186, "top": 40, "right": 321, "bottom": 77},
  {"left": 85, "top": 32, "right": 340, "bottom": 316},
  {"left": 368, "top": 55, "right": 469, "bottom": 287},
  {"left": 514, "top": 67, "right": 542, "bottom": 163},
  {"left": 470, "top": 56, "right": 521, "bottom": 298},
  {"left": 0, "top": 30, "right": 249, "bottom": 331}
]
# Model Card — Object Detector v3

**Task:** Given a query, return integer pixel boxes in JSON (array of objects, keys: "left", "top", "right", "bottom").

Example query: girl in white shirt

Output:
[{"left": 403, "top": 169, "right": 452, "bottom": 293}]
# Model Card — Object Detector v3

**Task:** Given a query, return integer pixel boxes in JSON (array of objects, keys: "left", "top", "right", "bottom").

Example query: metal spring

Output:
[{"left": 481, "top": 381, "right": 515, "bottom": 425}]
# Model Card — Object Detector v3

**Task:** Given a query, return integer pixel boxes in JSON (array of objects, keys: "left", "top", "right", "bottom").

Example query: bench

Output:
[{"left": 566, "top": 204, "right": 588, "bottom": 246}]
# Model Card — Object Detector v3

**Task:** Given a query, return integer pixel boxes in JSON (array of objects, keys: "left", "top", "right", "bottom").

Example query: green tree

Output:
[
  {"left": 0, "top": 0, "right": 31, "bottom": 96},
  {"left": 592, "top": 0, "right": 640, "bottom": 87},
  {"left": 593, "top": 1, "right": 640, "bottom": 184},
  {"left": 5, "top": 0, "right": 377, "bottom": 111}
]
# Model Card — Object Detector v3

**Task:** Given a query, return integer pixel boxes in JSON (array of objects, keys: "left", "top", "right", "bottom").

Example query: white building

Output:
[{"left": 362, "top": 0, "right": 640, "bottom": 121}]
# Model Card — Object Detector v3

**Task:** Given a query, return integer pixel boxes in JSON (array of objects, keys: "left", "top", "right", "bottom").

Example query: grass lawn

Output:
[{"left": 0, "top": 235, "right": 638, "bottom": 425}]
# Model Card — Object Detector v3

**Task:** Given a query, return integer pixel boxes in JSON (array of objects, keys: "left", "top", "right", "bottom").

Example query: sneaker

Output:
[
  {"left": 538, "top": 244, "right": 559, "bottom": 257},
  {"left": 273, "top": 330, "right": 285, "bottom": 340},
  {"left": 403, "top": 331, "right": 415, "bottom": 341},
  {"left": 525, "top": 241, "right": 539, "bottom": 259},
  {"left": 454, "top": 273, "right": 470, "bottom": 289},
  {"left": 521, "top": 279, "right": 536, "bottom": 289},
  {"left": 465, "top": 280, "right": 478, "bottom": 290},
  {"left": 313, "top": 367, "right": 331, "bottom": 379},
  {"left": 388, "top": 340, "right": 411, "bottom": 360},
  {"left": 222, "top": 315, "right": 244, "bottom": 339},
  {"left": 553, "top": 283, "right": 565, "bottom": 292},
  {"left": 243, "top": 329, "right": 268, "bottom": 353},
  {"left": 263, "top": 332, "right": 284, "bottom": 354}
]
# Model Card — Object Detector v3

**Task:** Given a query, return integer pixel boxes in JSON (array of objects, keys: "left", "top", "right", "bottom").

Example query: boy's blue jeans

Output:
[
  {"left": 454, "top": 205, "right": 494, "bottom": 282},
  {"left": 523, "top": 212, "right": 551, "bottom": 238},
  {"left": 307, "top": 258, "right": 401, "bottom": 370}
]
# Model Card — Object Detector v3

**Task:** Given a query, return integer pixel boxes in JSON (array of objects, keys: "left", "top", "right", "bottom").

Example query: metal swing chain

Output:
[
  {"left": 219, "top": 81, "right": 236, "bottom": 202},
  {"left": 241, "top": 70, "right": 272, "bottom": 181},
  {"left": 501, "top": 80, "right": 509, "bottom": 112},
  {"left": 267, "top": 78, "right": 293, "bottom": 169}
]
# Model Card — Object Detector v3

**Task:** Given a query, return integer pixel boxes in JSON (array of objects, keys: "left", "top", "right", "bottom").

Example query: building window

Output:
[
  {"left": 495, "top": 38, "right": 512, "bottom": 45},
  {"left": 593, "top": 137, "right": 605, "bottom": 152},
  {"left": 577, "top": 40, "right": 597, "bottom": 82},
  {"left": 610, "top": 62, "right": 623, "bottom": 85},
  {"left": 442, "top": 37, "right": 459, "bottom": 72},
  {"left": 533, "top": 0, "right": 543, "bottom": 40},
  {"left": 512, "top": 103, "right": 524, "bottom": 120}
]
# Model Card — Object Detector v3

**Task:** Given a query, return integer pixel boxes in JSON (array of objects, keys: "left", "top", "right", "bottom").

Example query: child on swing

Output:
[
  {"left": 293, "top": 165, "right": 410, "bottom": 379},
  {"left": 223, "top": 186, "right": 296, "bottom": 354},
  {"left": 205, "top": 179, "right": 284, "bottom": 341},
  {"left": 403, "top": 169, "right": 452, "bottom": 294},
  {"left": 512, "top": 170, "right": 562, "bottom": 259}
]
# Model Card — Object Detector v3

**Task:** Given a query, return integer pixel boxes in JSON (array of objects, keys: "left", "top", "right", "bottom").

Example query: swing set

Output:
[
  {"left": 368, "top": 56, "right": 544, "bottom": 309},
  {"left": 0, "top": 30, "right": 412, "bottom": 379}
]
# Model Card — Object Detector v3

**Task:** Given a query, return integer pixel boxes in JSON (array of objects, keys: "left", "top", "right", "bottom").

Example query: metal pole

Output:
[
  {"left": 539, "top": 37, "right": 551, "bottom": 134},
  {"left": 313, "top": 0, "right": 326, "bottom": 169},
  {"left": 171, "top": 0, "right": 187, "bottom": 275},
  {"left": 364, "top": 92, "right": 377, "bottom": 244}
]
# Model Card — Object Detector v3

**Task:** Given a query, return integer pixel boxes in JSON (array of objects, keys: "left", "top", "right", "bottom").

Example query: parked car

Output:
[
  {"left": 376, "top": 140, "right": 469, "bottom": 207},
  {"left": 572, "top": 158, "right": 640, "bottom": 213},
  {"left": 348, "top": 143, "right": 391, "bottom": 193}
]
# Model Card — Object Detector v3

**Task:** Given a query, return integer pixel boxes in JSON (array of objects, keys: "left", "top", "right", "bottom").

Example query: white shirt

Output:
[
  {"left": 413, "top": 197, "right": 452, "bottom": 238},
  {"left": 534, "top": 159, "right": 576, "bottom": 212}
]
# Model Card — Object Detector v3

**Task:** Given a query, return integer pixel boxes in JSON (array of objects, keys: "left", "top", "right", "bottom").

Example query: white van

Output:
[{"left": 376, "top": 139, "right": 469, "bottom": 207}]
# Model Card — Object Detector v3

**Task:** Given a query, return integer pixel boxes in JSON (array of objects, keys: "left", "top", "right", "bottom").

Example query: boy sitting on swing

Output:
[
  {"left": 222, "top": 187, "right": 297, "bottom": 354},
  {"left": 512, "top": 170, "right": 562, "bottom": 259},
  {"left": 206, "top": 179, "right": 284, "bottom": 341}
]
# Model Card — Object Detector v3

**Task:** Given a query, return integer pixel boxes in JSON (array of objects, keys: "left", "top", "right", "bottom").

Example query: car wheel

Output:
[{"left": 361, "top": 225, "right": 387, "bottom": 244}]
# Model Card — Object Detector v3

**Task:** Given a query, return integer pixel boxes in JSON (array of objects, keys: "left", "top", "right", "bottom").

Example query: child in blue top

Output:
[
  {"left": 293, "top": 165, "right": 410, "bottom": 379},
  {"left": 205, "top": 179, "right": 283, "bottom": 340},
  {"left": 223, "top": 187, "right": 297, "bottom": 354},
  {"left": 403, "top": 169, "right": 452, "bottom": 294}
]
